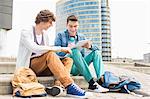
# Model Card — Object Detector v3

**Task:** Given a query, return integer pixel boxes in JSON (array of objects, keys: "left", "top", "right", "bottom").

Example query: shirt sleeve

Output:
[
  {"left": 20, "top": 29, "right": 61, "bottom": 54},
  {"left": 54, "top": 33, "right": 62, "bottom": 46},
  {"left": 54, "top": 33, "right": 67, "bottom": 57}
]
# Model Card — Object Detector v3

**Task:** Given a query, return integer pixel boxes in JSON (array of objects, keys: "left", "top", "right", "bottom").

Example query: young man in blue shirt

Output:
[{"left": 55, "top": 15, "right": 109, "bottom": 93}]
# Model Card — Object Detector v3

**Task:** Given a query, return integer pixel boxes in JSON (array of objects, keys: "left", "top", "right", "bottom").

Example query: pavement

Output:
[{"left": 0, "top": 64, "right": 150, "bottom": 99}]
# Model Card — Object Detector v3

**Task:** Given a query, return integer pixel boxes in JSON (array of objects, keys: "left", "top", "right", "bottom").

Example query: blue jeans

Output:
[{"left": 70, "top": 48, "right": 104, "bottom": 82}]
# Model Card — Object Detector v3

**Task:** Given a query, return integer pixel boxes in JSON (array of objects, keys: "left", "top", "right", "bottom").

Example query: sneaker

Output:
[
  {"left": 46, "top": 86, "right": 64, "bottom": 96},
  {"left": 54, "top": 79, "right": 64, "bottom": 89},
  {"left": 66, "top": 83, "right": 86, "bottom": 98},
  {"left": 88, "top": 82, "right": 109, "bottom": 93}
]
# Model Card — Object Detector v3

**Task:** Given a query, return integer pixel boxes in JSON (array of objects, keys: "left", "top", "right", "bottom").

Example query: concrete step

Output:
[
  {"left": 0, "top": 61, "right": 88, "bottom": 95},
  {"left": 0, "top": 57, "right": 16, "bottom": 74},
  {"left": 0, "top": 74, "right": 88, "bottom": 95},
  {"left": 0, "top": 62, "right": 16, "bottom": 74},
  {"left": 0, "top": 57, "right": 16, "bottom": 62}
]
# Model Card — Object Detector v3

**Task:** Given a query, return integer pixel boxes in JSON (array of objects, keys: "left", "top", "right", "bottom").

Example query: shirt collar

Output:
[{"left": 65, "top": 29, "right": 78, "bottom": 39}]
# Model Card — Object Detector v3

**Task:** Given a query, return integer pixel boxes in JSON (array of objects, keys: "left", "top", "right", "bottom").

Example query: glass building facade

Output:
[
  {"left": 56, "top": 0, "right": 111, "bottom": 61},
  {"left": 101, "top": 0, "right": 111, "bottom": 61}
]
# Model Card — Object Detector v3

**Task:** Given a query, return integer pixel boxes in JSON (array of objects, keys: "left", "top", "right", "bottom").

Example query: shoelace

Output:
[{"left": 72, "top": 84, "right": 85, "bottom": 94}]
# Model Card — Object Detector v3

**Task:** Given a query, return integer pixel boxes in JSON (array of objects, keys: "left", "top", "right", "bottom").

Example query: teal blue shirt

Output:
[
  {"left": 54, "top": 29, "right": 99, "bottom": 57},
  {"left": 55, "top": 30, "right": 86, "bottom": 57}
]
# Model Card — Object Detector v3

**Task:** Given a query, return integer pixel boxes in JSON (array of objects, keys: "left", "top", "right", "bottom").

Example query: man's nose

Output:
[
  {"left": 49, "top": 23, "right": 53, "bottom": 27},
  {"left": 71, "top": 27, "right": 76, "bottom": 30}
]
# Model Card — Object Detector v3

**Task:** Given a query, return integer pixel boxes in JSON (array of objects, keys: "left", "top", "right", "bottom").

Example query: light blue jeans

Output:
[{"left": 70, "top": 48, "right": 104, "bottom": 82}]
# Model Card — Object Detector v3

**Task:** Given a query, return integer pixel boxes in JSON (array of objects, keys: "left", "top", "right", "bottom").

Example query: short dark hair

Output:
[
  {"left": 35, "top": 10, "right": 55, "bottom": 24},
  {"left": 67, "top": 15, "right": 78, "bottom": 24}
]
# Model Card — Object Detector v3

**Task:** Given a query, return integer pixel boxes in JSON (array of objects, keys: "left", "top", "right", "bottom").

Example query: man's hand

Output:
[
  {"left": 82, "top": 40, "right": 92, "bottom": 49},
  {"left": 61, "top": 47, "right": 72, "bottom": 54}
]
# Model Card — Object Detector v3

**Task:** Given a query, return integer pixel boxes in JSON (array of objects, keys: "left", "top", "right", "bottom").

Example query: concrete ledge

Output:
[
  {"left": 0, "top": 57, "right": 16, "bottom": 62},
  {"left": 0, "top": 74, "right": 88, "bottom": 95},
  {"left": 0, "top": 62, "right": 16, "bottom": 74},
  {"left": 104, "top": 62, "right": 134, "bottom": 67},
  {"left": 0, "top": 74, "right": 13, "bottom": 94},
  {"left": 134, "top": 62, "right": 150, "bottom": 67}
]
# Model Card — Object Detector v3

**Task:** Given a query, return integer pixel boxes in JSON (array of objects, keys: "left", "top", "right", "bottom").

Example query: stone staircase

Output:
[
  {"left": 1, "top": 57, "right": 150, "bottom": 98},
  {"left": 0, "top": 57, "right": 88, "bottom": 95}
]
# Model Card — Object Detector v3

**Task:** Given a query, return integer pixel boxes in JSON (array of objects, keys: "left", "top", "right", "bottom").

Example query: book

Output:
[{"left": 70, "top": 39, "right": 91, "bottom": 49}]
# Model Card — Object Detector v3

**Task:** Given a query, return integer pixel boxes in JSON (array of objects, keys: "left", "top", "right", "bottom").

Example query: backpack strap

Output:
[{"left": 124, "top": 85, "right": 143, "bottom": 97}]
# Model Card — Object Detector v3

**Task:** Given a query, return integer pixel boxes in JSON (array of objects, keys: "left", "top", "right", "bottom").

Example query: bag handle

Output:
[{"left": 124, "top": 85, "right": 143, "bottom": 97}]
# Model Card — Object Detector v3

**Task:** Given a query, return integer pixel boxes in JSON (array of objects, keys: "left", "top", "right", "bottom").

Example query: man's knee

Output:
[
  {"left": 46, "top": 51, "right": 58, "bottom": 59},
  {"left": 63, "top": 57, "right": 73, "bottom": 64},
  {"left": 93, "top": 50, "right": 99, "bottom": 54},
  {"left": 88, "top": 50, "right": 100, "bottom": 58},
  {"left": 72, "top": 48, "right": 82, "bottom": 55}
]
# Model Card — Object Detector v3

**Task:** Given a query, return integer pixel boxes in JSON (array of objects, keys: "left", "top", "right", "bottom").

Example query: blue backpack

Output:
[{"left": 101, "top": 71, "right": 141, "bottom": 93}]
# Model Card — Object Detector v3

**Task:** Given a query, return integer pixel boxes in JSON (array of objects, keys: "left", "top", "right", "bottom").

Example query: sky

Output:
[
  {"left": 3, "top": 0, "right": 150, "bottom": 59},
  {"left": 110, "top": 0, "right": 150, "bottom": 59}
]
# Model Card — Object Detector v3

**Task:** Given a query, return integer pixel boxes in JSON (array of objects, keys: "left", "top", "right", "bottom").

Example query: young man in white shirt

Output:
[{"left": 16, "top": 10, "right": 86, "bottom": 98}]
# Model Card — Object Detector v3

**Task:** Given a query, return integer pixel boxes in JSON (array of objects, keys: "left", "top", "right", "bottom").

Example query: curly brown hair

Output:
[{"left": 35, "top": 10, "right": 55, "bottom": 24}]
